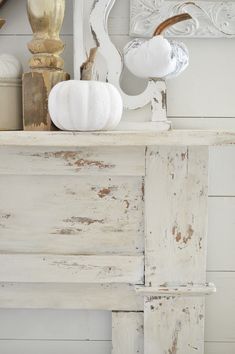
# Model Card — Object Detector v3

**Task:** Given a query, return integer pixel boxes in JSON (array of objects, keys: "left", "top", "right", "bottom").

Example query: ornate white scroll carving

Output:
[
  {"left": 130, "top": 0, "right": 235, "bottom": 38},
  {"left": 73, "top": 0, "right": 171, "bottom": 130}
]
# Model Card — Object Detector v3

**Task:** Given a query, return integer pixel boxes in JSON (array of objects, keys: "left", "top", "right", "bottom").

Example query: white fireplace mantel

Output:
[{"left": 0, "top": 129, "right": 234, "bottom": 354}]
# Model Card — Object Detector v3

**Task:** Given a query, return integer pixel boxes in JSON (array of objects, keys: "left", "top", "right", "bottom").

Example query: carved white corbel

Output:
[{"left": 73, "top": 0, "right": 171, "bottom": 130}]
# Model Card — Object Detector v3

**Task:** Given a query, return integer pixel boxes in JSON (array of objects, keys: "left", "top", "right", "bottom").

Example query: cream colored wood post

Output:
[
  {"left": 23, "top": 0, "right": 69, "bottom": 131},
  {"left": 140, "top": 146, "right": 215, "bottom": 354},
  {"left": 112, "top": 312, "right": 144, "bottom": 354}
]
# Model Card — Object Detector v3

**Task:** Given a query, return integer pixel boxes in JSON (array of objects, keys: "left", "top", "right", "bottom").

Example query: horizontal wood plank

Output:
[
  {"left": 0, "top": 283, "right": 142, "bottom": 311},
  {"left": 0, "top": 130, "right": 234, "bottom": 147},
  {"left": 0, "top": 340, "right": 111, "bottom": 354},
  {"left": 205, "top": 342, "right": 235, "bottom": 354},
  {"left": 0, "top": 146, "right": 145, "bottom": 176},
  {"left": 0, "top": 255, "right": 144, "bottom": 284},
  {"left": 0, "top": 175, "right": 144, "bottom": 255}
]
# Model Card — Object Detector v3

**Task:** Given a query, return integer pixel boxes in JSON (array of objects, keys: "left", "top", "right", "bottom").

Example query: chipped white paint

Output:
[
  {"left": 0, "top": 175, "right": 144, "bottom": 255},
  {"left": 136, "top": 283, "right": 216, "bottom": 297},
  {"left": 0, "top": 131, "right": 229, "bottom": 353},
  {"left": 145, "top": 297, "right": 205, "bottom": 354},
  {"left": 0, "top": 146, "right": 145, "bottom": 176},
  {"left": 144, "top": 146, "right": 209, "bottom": 354},
  {"left": 112, "top": 312, "right": 144, "bottom": 354},
  {"left": 74, "top": 0, "right": 170, "bottom": 128},
  {"left": 0, "top": 283, "right": 143, "bottom": 311},
  {"left": 0, "top": 130, "right": 235, "bottom": 147},
  {"left": 0, "top": 254, "right": 144, "bottom": 284},
  {"left": 130, "top": 0, "right": 235, "bottom": 38}
]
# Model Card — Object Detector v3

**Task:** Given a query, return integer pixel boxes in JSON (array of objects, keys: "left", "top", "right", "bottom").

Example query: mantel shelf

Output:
[{"left": 0, "top": 129, "right": 235, "bottom": 147}]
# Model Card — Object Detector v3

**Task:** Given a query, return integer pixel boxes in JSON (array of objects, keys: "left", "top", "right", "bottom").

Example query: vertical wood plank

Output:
[
  {"left": 144, "top": 146, "right": 209, "bottom": 354},
  {"left": 112, "top": 312, "right": 143, "bottom": 354}
]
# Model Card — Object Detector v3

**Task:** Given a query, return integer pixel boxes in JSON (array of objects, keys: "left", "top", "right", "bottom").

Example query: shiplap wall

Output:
[{"left": 0, "top": 1, "right": 234, "bottom": 354}]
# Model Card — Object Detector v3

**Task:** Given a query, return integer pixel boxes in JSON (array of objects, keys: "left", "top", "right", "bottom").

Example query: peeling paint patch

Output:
[
  {"left": 65, "top": 217, "right": 105, "bottom": 225},
  {"left": 98, "top": 188, "right": 111, "bottom": 198}
]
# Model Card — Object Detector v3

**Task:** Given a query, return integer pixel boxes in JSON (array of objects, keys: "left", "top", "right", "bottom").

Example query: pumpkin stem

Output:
[
  {"left": 0, "top": 18, "right": 5, "bottom": 29},
  {"left": 153, "top": 13, "right": 192, "bottom": 36},
  {"left": 80, "top": 47, "right": 98, "bottom": 81}
]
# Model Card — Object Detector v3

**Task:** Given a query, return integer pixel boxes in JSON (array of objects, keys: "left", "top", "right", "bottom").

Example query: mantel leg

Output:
[
  {"left": 143, "top": 146, "right": 213, "bottom": 354},
  {"left": 112, "top": 312, "right": 144, "bottom": 354}
]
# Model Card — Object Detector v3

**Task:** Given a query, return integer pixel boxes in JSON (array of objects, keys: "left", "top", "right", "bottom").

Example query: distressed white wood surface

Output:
[
  {"left": 0, "top": 146, "right": 145, "bottom": 176},
  {"left": 0, "top": 175, "right": 144, "bottom": 255},
  {"left": 0, "top": 340, "right": 111, "bottom": 354},
  {"left": 0, "top": 283, "right": 142, "bottom": 311},
  {"left": 112, "top": 312, "right": 143, "bottom": 354},
  {"left": 0, "top": 131, "right": 234, "bottom": 146},
  {"left": 0, "top": 309, "right": 111, "bottom": 340},
  {"left": 0, "top": 254, "right": 144, "bottom": 284},
  {"left": 145, "top": 146, "right": 208, "bottom": 285},
  {"left": 145, "top": 297, "right": 205, "bottom": 354},
  {"left": 144, "top": 146, "right": 208, "bottom": 354},
  {"left": 207, "top": 197, "right": 235, "bottom": 271}
]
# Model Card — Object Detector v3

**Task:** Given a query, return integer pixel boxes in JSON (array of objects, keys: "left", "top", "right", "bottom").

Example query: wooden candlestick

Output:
[{"left": 23, "top": 0, "right": 69, "bottom": 131}]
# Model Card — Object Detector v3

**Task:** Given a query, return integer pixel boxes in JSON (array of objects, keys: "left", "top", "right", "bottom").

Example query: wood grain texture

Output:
[
  {"left": 0, "top": 175, "right": 144, "bottom": 255},
  {"left": 0, "top": 254, "right": 144, "bottom": 284},
  {"left": 112, "top": 312, "right": 143, "bottom": 354},
  {"left": 145, "top": 146, "right": 208, "bottom": 285},
  {"left": 144, "top": 146, "right": 209, "bottom": 354},
  {"left": 0, "top": 146, "right": 145, "bottom": 176},
  {"left": 23, "top": 71, "right": 69, "bottom": 131}
]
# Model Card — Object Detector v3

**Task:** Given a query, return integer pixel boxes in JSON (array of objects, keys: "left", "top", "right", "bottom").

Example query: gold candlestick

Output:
[{"left": 23, "top": 0, "right": 69, "bottom": 131}]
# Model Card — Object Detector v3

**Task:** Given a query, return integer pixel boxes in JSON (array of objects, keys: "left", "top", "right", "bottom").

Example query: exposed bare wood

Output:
[
  {"left": 81, "top": 47, "right": 98, "bottom": 80},
  {"left": 23, "top": 0, "right": 69, "bottom": 131}
]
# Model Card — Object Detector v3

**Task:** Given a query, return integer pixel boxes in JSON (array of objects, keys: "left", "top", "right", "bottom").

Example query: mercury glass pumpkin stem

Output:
[{"left": 27, "top": 0, "right": 65, "bottom": 70}]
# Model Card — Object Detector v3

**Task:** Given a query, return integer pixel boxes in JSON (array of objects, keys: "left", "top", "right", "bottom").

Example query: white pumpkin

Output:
[
  {"left": 124, "top": 14, "right": 190, "bottom": 80},
  {"left": 48, "top": 80, "right": 123, "bottom": 131},
  {"left": 0, "top": 54, "right": 23, "bottom": 79}
]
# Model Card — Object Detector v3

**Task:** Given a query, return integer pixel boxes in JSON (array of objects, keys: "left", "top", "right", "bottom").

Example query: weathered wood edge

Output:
[{"left": 0, "top": 130, "right": 235, "bottom": 147}]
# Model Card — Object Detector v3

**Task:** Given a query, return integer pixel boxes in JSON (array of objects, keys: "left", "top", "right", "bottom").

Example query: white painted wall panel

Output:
[
  {"left": 208, "top": 198, "right": 235, "bottom": 271},
  {"left": 0, "top": 310, "right": 111, "bottom": 340},
  {"left": 0, "top": 340, "right": 111, "bottom": 354},
  {"left": 206, "top": 272, "right": 235, "bottom": 342}
]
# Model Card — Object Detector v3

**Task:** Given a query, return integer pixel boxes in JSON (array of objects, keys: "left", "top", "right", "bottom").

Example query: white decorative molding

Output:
[
  {"left": 73, "top": 0, "right": 171, "bottom": 130},
  {"left": 130, "top": 0, "right": 235, "bottom": 38}
]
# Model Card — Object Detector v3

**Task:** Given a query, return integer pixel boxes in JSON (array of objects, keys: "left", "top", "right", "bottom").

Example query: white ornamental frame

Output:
[
  {"left": 74, "top": 0, "right": 170, "bottom": 131},
  {"left": 74, "top": 1, "right": 235, "bottom": 130},
  {"left": 130, "top": 0, "right": 235, "bottom": 38}
]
